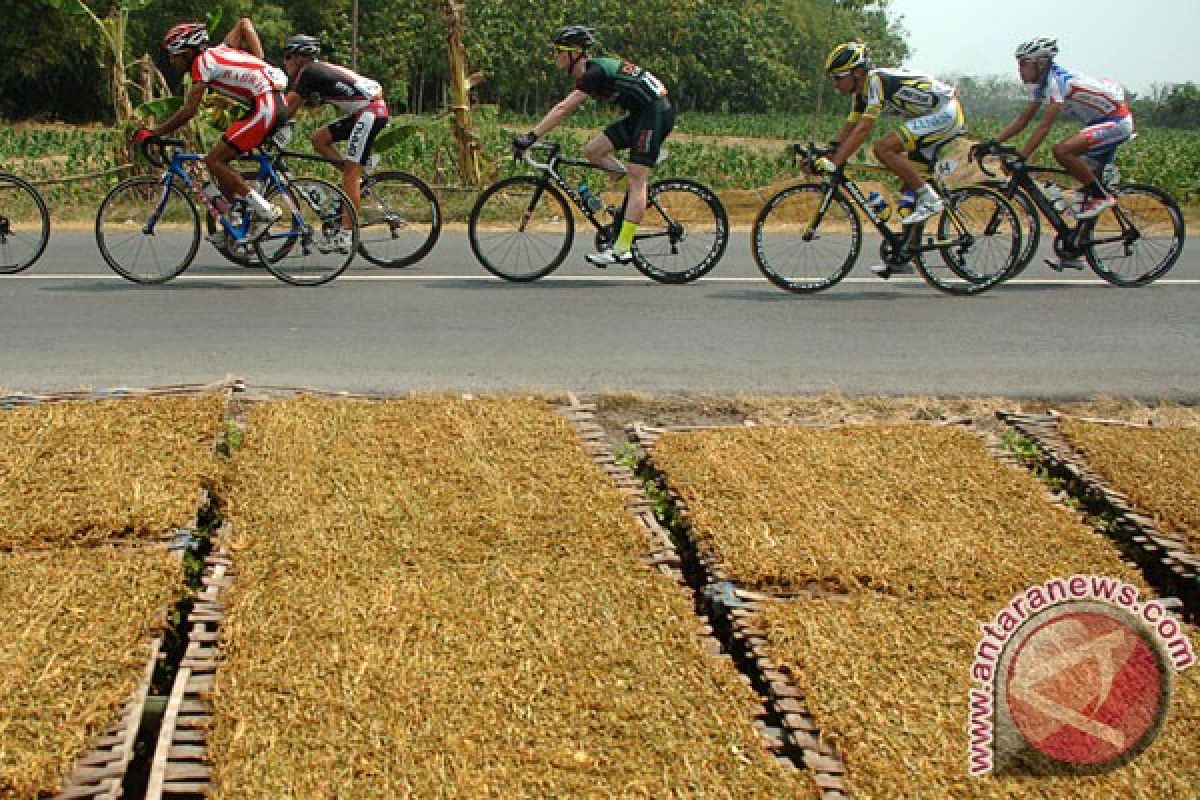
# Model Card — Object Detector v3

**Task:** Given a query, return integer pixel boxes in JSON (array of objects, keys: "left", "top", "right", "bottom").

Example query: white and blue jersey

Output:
[{"left": 1027, "top": 64, "right": 1129, "bottom": 125}]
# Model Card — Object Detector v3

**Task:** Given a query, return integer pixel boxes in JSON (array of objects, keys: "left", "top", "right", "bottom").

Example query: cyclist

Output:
[
  {"left": 976, "top": 37, "right": 1131, "bottom": 224},
  {"left": 282, "top": 34, "right": 389, "bottom": 253},
  {"left": 511, "top": 25, "right": 673, "bottom": 267},
  {"left": 135, "top": 19, "right": 287, "bottom": 238},
  {"left": 819, "top": 42, "right": 965, "bottom": 241}
]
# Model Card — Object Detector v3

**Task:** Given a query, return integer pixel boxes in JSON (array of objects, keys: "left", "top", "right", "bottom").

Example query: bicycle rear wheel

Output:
[
  {"left": 632, "top": 178, "right": 728, "bottom": 284},
  {"left": 1082, "top": 183, "right": 1185, "bottom": 286},
  {"left": 0, "top": 173, "right": 50, "bottom": 274},
  {"left": 982, "top": 180, "right": 1039, "bottom": 275},
  {"left": 468, "top": 176, "right": 573, "bottom": 281},
  {"left": 358, "top": 171, "right": 442, "bottom": 267},
  {"left": 96, "top": 177, "right": 198, "bottom": 284},
  {"left": 255, "top": 178, "right": 357, "bottom": 286},
  {"left": 915, "top": 186, "right": 1019, "bottom": 296},
  {"left": 751, "top": 183, "right": 861, "bottom": 293}
]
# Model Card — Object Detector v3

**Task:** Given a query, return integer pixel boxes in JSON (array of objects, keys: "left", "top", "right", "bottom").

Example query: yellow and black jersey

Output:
[{"left": 848, "top": 68, "right": 957, "bottom": 122}]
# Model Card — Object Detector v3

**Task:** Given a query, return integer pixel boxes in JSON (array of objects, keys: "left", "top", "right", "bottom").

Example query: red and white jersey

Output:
[
  {"left": 191, "top": 45, "right": 287, "bottom": 106},
  {"left": 1029, "top": 64, "right": 1129, "bottom": 124}
]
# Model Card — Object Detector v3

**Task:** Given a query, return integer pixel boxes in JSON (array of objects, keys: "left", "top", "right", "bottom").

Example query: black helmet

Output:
[
  {"left": 552, "top": 25, "right": 596, "bottom": 50},
  {"left": 284, "top": 34, "right": 321, "bottom": 58}
]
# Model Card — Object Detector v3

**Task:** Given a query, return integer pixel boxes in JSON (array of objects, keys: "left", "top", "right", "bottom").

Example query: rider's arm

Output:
[
  {"left": 530, "top": 90, "right": 589, "bottom": 138},
  {"left": 992, "top": 100, "right": 1040, "bottom": 145},
  {"left": 284, "top": 91, "right": 306, "bottom": 117},
  {"left": 1018, "top": 100, "right": 1062, "bottom": 160},
  {"left": 152, "top": 81, "right": 207, "bottom": 136},
  {"left": 831, "top": 116, "right": 875, "bottom": 168},
  {"left": 224, "top": 17, "right": 265, "bottom": 59}
]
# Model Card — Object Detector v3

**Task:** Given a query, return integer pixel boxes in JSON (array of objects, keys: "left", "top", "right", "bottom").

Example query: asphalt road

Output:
[{"left": 2, "top": 230, "right": 1197, "bottom": 399}]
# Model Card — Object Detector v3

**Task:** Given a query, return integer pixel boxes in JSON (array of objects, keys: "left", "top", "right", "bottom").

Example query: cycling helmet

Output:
[
  {"left": 552, "top": 25, "right": 596, "bottom": 50},
  {"left": 825, "top": 42, "right": 868, "bottom": 75},
  {"left": 284, "top": 34, "right": 321, "bottom": 58},
  {"left": 1014, "top": 37, "right": 1058, "bottom": 61},
  {"left": 163, "top": 22, "right": 209, "bottom": 55}
]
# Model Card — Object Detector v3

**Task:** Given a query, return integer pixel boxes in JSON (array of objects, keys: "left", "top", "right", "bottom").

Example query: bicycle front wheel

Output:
[
  {"left": 1083, "top": 183, "right": 1185, "bottom": 287},
  {"left": 751, "top": 183, "right": 861, "bottom": 293},
  {"left": 256, "top": 178, "right": 358, "bottom": 286},
  {"left": 0, "top": 173, "right": 50, "bottom": 274},
  {"left": 632, "top": 178, "right": 729, "bottom": 284},
  {"left": 358, "top": 171, "right": 441, "bottom": 267},
  {"left": 468, "top": 176, "right": 573, "bottom": 281},
  {"left": 916, "top": 185, "right": 1019, "bottom": 296},
  {"left": 96, "top": 177, "right": 198, "bottom": 284}
]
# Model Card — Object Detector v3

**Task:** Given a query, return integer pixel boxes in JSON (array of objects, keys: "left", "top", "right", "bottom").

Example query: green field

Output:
[{"left": 3, "top": 110, "right": 1197, "bottom": 222}]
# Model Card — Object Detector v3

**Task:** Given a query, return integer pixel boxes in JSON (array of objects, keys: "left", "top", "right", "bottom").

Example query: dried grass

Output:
[
  {"left": 0, "top": 548, "right": 181, "bottom": 798},
  {"left": 1060, "top": 419, "right": 1200, "bottom": 551},
  {"left": 0, "top": 394, "right": 224, "bottom": 552},
  {"left": 763, "top": 595, "right": 1200, "bottom": 799},
  {"left": 651, "top": 425, "right": 1143, "bottom": 600},
  {"left": 214, "top": 397, "right": 814, "bottom": 798}
]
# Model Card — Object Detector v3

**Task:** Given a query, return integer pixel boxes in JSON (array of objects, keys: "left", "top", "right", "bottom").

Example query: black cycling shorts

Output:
[
  {"left": 603, "top": 97, "right": 674, "bottom": 167},
  {"left": 326, "top": 110, "right": 389, "bottom": 165}
]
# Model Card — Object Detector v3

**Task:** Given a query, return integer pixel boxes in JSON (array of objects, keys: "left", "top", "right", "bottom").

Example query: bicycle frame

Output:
[
  {"left": 146, "top": 145, "right": 303, "bottom": 245},
  {"left": 818, "top": 172, "right": 975, "bottom": 258},
  {"left": 986, "top": 155, "right": 1139, "bottom": 255},
  {"left": 520, "top": 144, "right": 681, "bottom": 248}
]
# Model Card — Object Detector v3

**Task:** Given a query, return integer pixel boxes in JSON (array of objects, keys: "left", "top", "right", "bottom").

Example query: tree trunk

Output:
[{"left": 441, "top": 0, "right": 485, "bottom": 186}]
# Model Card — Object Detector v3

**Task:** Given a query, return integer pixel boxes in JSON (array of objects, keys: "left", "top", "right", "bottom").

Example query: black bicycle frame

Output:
[{"left": 994, "top": 162, "right": 1138, "bottom": 253}]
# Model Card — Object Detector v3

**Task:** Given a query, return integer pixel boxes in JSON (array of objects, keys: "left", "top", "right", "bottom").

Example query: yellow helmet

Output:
[{"left": 825, "top": 42, "right": 868, "bottom": 75}]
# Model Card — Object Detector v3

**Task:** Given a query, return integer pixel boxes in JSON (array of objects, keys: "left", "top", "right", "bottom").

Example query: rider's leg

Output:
[
  {"left": 1053, "top": 117, "right": 1130, "bottom": 218},
  {"left": 875, "top": 132, "right": 942, "bottom": 225},
  {"left": 205, "top": 140, "right": 251, "bottom": 201},
  {"left": 583, "top": 132, "right": 626, "bottom": 175},
  {"left": 1052, "top": 132, "right": 1105, "bottom": 193}
]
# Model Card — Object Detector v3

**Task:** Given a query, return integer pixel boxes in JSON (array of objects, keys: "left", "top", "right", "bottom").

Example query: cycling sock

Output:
[
  {"left": 614, "top": 220, "right": 637, "bottom": 253},
  {"left": 245, "top": 190, "right": 273, "bottom": 215},
  {"left": 916, "top": 183, "right": 938, "bottom": 203}
]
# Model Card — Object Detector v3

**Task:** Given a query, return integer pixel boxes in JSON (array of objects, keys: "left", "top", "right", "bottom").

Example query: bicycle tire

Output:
[
  {"left": 982, "top": 179, "right": 1040, "bottom": 275},
  {"left": 631, "top": 178, "right": 729, "bottom": 284},
  {"left": 751, "top": 183, "right": 861, "bottom": 293},
  {"left": 0, "top": 173, "right": 50, "bottom": 274},
  {"left": 468, "top": 176, "right": 573, "bottom": 281},
  {"left": 96, "top": 177, "right": 199, "bottom": 284},
  {"left": 1082, "top": 183, "right": 1185, "bottom": 287},
  {"left": 255, "top": 177, "right": 358, "bottom": 286},
  {"left": 358, "top": 170, "right": 442, "bottom": 267},
  {"left": 914, "top": 185, "right": 1019, "bottom": 296}
]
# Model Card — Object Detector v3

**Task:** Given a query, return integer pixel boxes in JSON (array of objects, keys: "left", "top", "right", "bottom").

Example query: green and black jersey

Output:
[
  {"left": 576, "top": 57, "right": 668, "bottom": 112},
  {"left": 849, "top": 67, "right": 957, "bottom": 121}
]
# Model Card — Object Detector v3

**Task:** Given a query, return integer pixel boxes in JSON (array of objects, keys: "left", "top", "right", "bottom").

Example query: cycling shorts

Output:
[
  {"left": 1080, "top": 114, "right": 1134, "bottom": 170},
  {"left": 603, "top": 97, "right": 675, "bottom": 167},
  {"left": 222, "top": 91, "right": 289, "bottom": 154},
  {"left": 898, "top": 99, "right": 966, "bottom": 167},
  {"left": 327, "top": 101, "right": 389, "bottom": 166}
]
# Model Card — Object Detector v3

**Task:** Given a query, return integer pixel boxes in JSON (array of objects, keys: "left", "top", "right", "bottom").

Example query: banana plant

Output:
[{"left": 41, "top": 0, "right": 155, "bottom": 121}]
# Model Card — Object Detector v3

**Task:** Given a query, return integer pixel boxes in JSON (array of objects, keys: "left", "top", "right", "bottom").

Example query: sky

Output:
[{"left": 886, "top": 0, "right": 1200, "bottom": 95}]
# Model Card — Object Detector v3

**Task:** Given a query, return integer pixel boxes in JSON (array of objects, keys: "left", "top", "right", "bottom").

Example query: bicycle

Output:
[
  {"left": 96, "top": 134, "right": 358, "bottom": 286},
  {"left": 213, "top": 135, "right": 441, "bottom": 270},
  {"left": 752, "top": 143, "right": 1022, "bottom": 296},
  {"left": 0, "top": 172, "right": 50, "bottom": 274},
  {"left": 972, "top": 141, "right": 1185, "bottom": 286},
  {"left": 467, "top": 141, "right": 729, "bottom": 284}
]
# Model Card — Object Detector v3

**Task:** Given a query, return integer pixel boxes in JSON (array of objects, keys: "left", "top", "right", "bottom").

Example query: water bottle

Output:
[
  {"left": 578, "top": 182, "right": 603, "bottom": 213},
  {"left": 201, "top": 180, "right": 230, "bottom": 214},
  {"left": 1043, "top": 182, "right": 1067, "bottom": 214},
  {"left": 897, "top": 189, "right": 916, "bottom": 219},
  {"left": 866, "top": 191, "right": 891, "bottom": 222}
]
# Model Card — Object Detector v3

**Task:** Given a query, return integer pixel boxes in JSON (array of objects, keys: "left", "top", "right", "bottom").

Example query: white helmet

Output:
[{"left": 1014, "top": 37, "right": 1058, "bottom": 61}]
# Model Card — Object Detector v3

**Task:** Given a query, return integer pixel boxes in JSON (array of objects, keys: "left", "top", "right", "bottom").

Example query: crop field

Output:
[{"left": 1, "top": 391, "right": 1196, "bottom": 797}]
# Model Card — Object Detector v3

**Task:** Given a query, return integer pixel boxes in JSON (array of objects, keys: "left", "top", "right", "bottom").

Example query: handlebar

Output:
[
  {"left": 139, "top": 135, "right": 187, "bottom": 168},
  {"left": 970, "top": 141, "right": 1025, "bottom": 178}
]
